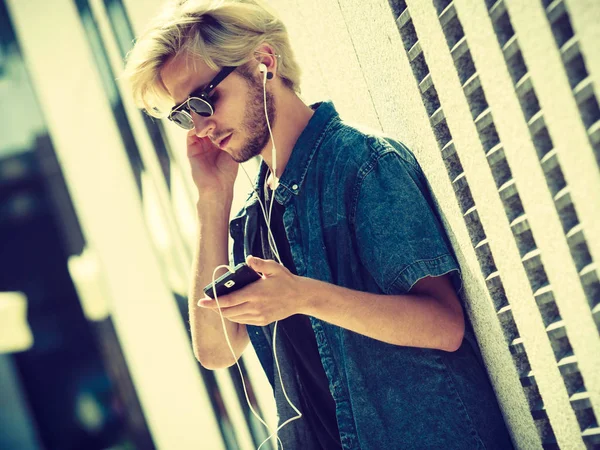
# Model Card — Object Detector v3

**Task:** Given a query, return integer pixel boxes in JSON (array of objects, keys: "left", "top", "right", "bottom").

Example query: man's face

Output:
[{"left": 160, "top": 55, "right": 275, "bottom": 163}]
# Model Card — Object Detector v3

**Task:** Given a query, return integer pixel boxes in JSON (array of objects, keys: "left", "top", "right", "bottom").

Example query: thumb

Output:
[{"left": 246, "top": 255, "right": 278, "bottom": 277}]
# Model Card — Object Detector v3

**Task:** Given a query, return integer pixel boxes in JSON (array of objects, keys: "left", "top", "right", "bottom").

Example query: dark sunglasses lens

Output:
[
  {"left": 170, "top": 111, "right": 194, "bottom": 130},
  {"left": 188, "top": 97, "right": 214, "bottom": 117}
]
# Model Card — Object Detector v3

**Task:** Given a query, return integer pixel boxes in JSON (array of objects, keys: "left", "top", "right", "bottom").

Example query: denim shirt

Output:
[{"left": 230, "top": 102, "right": 512, "bottom": 449}]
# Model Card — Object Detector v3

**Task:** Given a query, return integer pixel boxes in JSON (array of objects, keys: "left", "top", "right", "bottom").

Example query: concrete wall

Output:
[
  {"left": 267, "top": 0, "right": 600, "bottom": 448},
  {"left": 6, "top": 0, "right": 599, "bottom": 448}
]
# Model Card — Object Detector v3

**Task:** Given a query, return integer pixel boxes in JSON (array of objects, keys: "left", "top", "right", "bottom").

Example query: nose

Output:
[{"left": 193, "top": 115, "right": 216, "bottom": 140}]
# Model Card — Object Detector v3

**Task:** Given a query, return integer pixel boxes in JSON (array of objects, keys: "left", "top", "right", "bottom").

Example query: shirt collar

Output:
[{"left": 252, "top": 100, "right": 338, "bottom": 204}]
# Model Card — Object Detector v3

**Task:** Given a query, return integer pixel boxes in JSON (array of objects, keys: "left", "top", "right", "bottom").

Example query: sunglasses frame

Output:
[{"left": 168, "top": 66, "right": 237, "bottom": 130}]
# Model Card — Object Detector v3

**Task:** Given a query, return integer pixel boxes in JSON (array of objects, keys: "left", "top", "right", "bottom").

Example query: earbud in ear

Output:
[{"left": 258, "top": 63, "right": 273, "bottom": 81}]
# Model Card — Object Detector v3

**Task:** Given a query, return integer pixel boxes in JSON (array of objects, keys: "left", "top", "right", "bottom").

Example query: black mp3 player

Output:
[{"left": 203, "top": 263, "right": 261, "bottom": 299}]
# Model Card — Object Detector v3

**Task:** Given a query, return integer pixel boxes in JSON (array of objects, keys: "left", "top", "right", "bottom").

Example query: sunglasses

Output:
[{"left": 168, "top": 66, "right": 236, "bottom": 130}]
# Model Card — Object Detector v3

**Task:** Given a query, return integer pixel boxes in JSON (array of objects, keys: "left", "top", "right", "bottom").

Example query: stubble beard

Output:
[{"left": 231, "top": 77, "right": 276, "bottom": 163}]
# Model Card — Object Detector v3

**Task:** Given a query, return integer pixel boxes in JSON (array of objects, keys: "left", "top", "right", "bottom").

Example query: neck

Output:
[{"left": 260, "top": 89, "right": 314, "bottom": 187}]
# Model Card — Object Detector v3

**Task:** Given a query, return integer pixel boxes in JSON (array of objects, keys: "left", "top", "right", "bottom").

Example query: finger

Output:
[
  {"left": 219, "top": 303, "right": 253, "bottom": 319},
  {"left": 186, "top": 131, "right": 201, "bottom": 154},
  {"left": 200, "top": 303, "right": 253, "bottom": 322},
  {"left": 246, "top": 255, "right": 280, "bottom": 277},
  {"left": 186, "top": 130, "right": 209, "bottom": 144},
  {"left": 198, "top": 293, "right": 247, "bottom": 309},
  {"left": 198, "top": 298, "right": 223, "bottom": 309},
  {"left": 227, "top": 314, "right": 262, "bottom": 325},
  {"left": 197, "top": 296, "right": 216, "bottom": 308},
  {"left": 187, "top": 135, "right": 215, "bottom": 158}
]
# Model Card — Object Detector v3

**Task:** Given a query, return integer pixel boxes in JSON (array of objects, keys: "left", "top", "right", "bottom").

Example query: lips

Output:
[{"left": 218, "top": 134, "right": 232, "bottom": 150}]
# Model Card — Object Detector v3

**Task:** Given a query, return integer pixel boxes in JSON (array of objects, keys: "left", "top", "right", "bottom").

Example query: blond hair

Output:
[{"left": 123, "top": 0, "right": 301, "bottom": 118}]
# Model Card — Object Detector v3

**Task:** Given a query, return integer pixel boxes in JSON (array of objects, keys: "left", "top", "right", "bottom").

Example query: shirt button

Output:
[{"left": 292, "top": 184, "right": 299, "bottom": 190}]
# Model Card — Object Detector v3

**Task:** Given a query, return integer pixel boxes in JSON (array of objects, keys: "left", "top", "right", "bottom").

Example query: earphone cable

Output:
[
  {"left": 203, "top": 66, "right": 302, "bottom": 450},
  {"left": 207, "top": 265, "right": 284, "bottom": 450}
]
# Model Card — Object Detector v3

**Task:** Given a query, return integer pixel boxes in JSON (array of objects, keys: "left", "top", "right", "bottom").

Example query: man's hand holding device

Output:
[
  {"left": 198, "top": 256, "right": 310, "bottom": 326},
  {"left": 202, "top": 262, "right": 261, "bottom": 299}
]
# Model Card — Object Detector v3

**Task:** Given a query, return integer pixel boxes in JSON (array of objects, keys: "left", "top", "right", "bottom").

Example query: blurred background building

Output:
[{"left": 0, "top": 0, "right": 599, "bottom": 449}]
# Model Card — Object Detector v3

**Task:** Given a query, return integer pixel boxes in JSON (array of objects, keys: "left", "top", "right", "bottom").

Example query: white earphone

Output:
[
  {"left": 258, "top": 62, "right": 268, "bottom": 75},
  {"left": 258, "top": 62, "right": 278, "bottom": 187},
  {"left": 258, "top": 62, "right": 273, "bottom": 83}
]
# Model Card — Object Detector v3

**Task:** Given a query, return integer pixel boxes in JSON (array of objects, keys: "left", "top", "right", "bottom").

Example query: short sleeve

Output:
[{"left": 352, "top": 149, "right": 461, "bottom": 295}]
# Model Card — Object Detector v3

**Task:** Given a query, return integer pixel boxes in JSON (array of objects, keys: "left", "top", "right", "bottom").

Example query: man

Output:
[{"left": 124, "top": 0, "right": 513, "bottom": 448}]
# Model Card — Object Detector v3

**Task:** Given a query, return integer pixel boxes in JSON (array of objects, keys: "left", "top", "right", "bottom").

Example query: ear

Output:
[{"left": 254, "top": 43, "right": 278, "bottom": 78}]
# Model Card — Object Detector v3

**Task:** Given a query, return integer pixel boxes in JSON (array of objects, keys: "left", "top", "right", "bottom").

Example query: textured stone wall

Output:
[{"left": 268, "top": 0, "right": 600, "bottom": 448}]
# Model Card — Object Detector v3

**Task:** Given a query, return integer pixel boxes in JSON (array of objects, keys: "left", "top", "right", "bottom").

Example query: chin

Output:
[
  {"left": 233, "top": 142, "right": 266, "bottom": 163},
  {"left": 232, "top": 153, "right": 256, "bottom": 164},
  {"left": 229, "top": 148, "right": 249, "bottom": 164}
]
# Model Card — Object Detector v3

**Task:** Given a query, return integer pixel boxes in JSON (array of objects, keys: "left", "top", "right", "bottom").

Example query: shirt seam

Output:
[
  {"left": 387, "top": 254, "right": 460, "bottom": 294},
  {"left": 279, "top": 115, "right": 339, "bottom": 199},
  {"left": 349, "top": 141, "right": 417, "bottom": 226}
]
